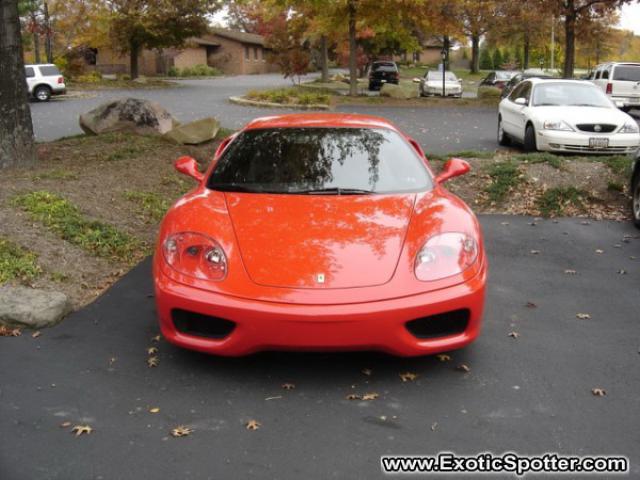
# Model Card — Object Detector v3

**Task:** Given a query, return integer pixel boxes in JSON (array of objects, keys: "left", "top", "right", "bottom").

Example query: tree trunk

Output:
[
  {"left": 43, "top": 1, "right": 52, "bottom": 63},
  {"left": 130, "top": 40, "right": 140, "bottom": 79},
  {"left": 0, "top": 0, "right": 36, "bottom": 169},
  {"left": 563, "top": 8, "right": 576, "bottom": 78},
  {"left": 347, "top": 0, "right": 357, "bottom": 97},
  {"left": 320, "top": 34, "right": 329, "bottom": 83},
  {"left": 443, "top": 35, "right": 450, "bottom": 71},
  {"left": 523, "top": 32, "right": 530, "bottom": 70},
  {"left": 470, "top": 34, "right": 479, "bottom": 73},
  {"left": 31, "top": 12, "right": 40, "bottom": 63}
]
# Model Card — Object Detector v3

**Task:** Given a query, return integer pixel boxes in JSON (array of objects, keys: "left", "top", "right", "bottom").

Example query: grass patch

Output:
[
  {"left": 428, "top": 150, "right": 495, "bottom": 161},
  {"left": 32, "top": 168, "right": 79, "bottom": 181},
  {"left": 484, "top": 161, "right": 522, "bottom": 202},
  {"left": 603, "top": 155, "right": 633, "bottom": 175},
  {"left": 536, "top": 187, "right": 586, "bottom": 216},
  {"left": 12, "top": 191, "right": 141, "bottom": 262},
  {"left": 512, "top": 152, "right": 563, "bottom": 169},
  {"left": 245, "top": 88, "right": 330, "bottom": 106},
  {"left": 125, "top": 191, "right": 170, "bottom": 222},
  {"left": 0, "top": 237, "right": 42, "bottom": 284},
  {"left": 607, "top": 181, "right": 624, "bottom": 192}
]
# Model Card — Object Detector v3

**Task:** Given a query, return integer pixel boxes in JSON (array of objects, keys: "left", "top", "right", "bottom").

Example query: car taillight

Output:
[
  {"left": 415, "top": 233, "right": 478, "bottom": 282},
  {"left": 393, "top": 72, "right": 399, "bottom": 79},
  {"left": 606, "top": 83, "right": 612, "bottom": 94},
  {"left": 58, "top": 76, "right": 64, "bottom": 84},
  {"left": 163, "top": 232, "right": 227, "bottom": 281}
]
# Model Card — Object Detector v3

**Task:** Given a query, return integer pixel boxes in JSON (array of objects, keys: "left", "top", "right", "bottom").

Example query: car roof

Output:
[
  {"left": 526, "top": 78, "right": 592, "bottom": 86},
  {"left": 243, "top": 113, "right": 400, "bottom": 131},
  {"left": 24, "top": 63, "right": 56, "bottom": 67},
  {"left": 595, "top": 62, "right": 640, "bottom": 67}
]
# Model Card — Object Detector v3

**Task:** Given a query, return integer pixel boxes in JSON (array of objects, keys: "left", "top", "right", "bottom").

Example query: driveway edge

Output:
[{"left": 228, "top": 96, "right": 331, "bottom": 110}]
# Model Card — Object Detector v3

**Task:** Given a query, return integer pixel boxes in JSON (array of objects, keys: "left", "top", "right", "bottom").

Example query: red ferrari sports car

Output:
[{"left": 153, "top": 113, "right": 487, "bottom": 356}]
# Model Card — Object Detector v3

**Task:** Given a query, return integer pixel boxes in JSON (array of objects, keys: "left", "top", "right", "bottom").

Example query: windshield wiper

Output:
[
  {"left": 296, "top": 187, "right": 375, "bottom": 195},
  {"left": 209, "top": 183, "right": 273, "bottom": 193}
]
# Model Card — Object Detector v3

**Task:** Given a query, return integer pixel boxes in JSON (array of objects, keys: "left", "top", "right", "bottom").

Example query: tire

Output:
[
  {"left": 632, "top": 172, "right": 640, "bottom": 229},
  {"left": 523, "top": 123, "right": 537, "bottom": 152},
  {"left": 34, "top": 85, "right": 51, "bottom": 102},
  {"left": 497, "top": 117, "right": 511, "bottom": 146}
]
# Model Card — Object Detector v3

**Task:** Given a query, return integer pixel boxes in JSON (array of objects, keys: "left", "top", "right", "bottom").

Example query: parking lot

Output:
[{"left": 2, "top": 215, "right": 638, "bottom": 479}]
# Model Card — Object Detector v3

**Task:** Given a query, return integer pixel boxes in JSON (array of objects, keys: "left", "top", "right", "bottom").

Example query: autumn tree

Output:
[
  {"left": 105, "top": 0, "right": 221, "bottom": 79},
  {"left": 1, "top": 0, "right": 36, "bottom": 169},
  {"left": 457, "top": 0, "right": 500, "bottom": 73}
]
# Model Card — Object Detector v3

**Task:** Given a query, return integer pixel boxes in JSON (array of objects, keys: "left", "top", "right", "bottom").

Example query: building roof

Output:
[
  {"left": 209, "top": 28, "right": 265, "bottom": 46},
  {"left": 192, "top": 38, "right": 221, "bottom": 47}
]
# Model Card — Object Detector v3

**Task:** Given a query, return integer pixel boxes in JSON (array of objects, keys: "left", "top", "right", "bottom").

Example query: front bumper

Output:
[
  {"left": 536, "top": 129, "right": 640, "bottom": 154},
  {"left": 154, "top": 267, "right": 487, "bottom": 357}
]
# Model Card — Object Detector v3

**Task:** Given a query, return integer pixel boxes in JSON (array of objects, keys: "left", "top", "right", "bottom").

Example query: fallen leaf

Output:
[
  {"left": 595, "top": 249, "right": 604, "bottom": 254},
  {"left": 147, "top": 347, "right": 158, "bottom": 355},
  {"left": 456, "top": 364, "right": 471, "bottom": 373},
  {"left": 436, "top": 354, "right": 451, "bottom": 362},
  {"left": 361, "top": 368, "right": 373, "bottom": 376},
  {"left": 525, "top": 302, "right": 537, "bottom": 308},
  {"left": 246, "top": 420, "right": 261, "bottom": 430},
  {"left": 71, "top": 425, "right": 93, "bottom": 436},
  {"left": 171, "top": 425, "right": 193, "bottom": 437},
  {"left": 32, "top": 331, "right": 41, "bottom": 338},
  {"left": 508, "top": 331, "right": 520, "bottom": 339},
  {"left": 152, "top": 335, "right": 161, "bottom": 342},
  {"left": 431, "top": 422, "right": 438, "bottom": 431},
  {"left": 59, "top": 421, "right": 71, "bottom": 428},
  {"left": 500, "top": 221, "right": 510, "bottom": 225},
  {"left": 399, "top": 372, "right": 418, "bottom": 382},
  {"left": 564, "top": 269, "right": 576, "bottom": 275},
  {"left": 362, "top": 392, "right": 379, "bottom": 401},
  {"left": 576, "top": 313, "right": 591, "bottom": 320},
  {"left": 345, "top": 393, "right": 361, "bottom": 401},
  {"left": 0, "top": 326, "right": 21, "bottom": 337},
  {"left": 149, "top": 407, "right": 160, "bottom": 414},
  {"left": 591, "top": 388, "right": 606, "bottom": 397},
  {"left": 530, "top": 250, "right": 540, "bottom": 255},
  {"left": 147, "top": 356, "right": 159, "bottom": 367},
  {"left": 617, "top": 269, "right": 627, "bottom": 275},
  {"left": 281, "top": 383, "right": 295, "bottom": 390}
]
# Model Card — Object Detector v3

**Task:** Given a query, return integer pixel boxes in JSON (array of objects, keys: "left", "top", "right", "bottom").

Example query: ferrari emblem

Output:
[{"left": 316, "top": 273, "right": 325, "bottom": 284}]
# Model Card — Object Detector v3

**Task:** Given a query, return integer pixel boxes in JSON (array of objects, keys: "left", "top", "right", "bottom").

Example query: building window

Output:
[{"left": 245, "top": 46, "right": 250, "bottom": 60}]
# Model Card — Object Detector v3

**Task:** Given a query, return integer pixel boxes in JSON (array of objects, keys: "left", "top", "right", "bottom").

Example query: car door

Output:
[
  {"left": 25, "top": 67, "right": 36, "bottom": 94},
  {"left": 501, "top": 83, "right": 530, "bottom": 139}
]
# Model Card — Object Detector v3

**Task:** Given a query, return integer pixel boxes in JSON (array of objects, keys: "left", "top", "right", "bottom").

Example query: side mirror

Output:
[
  {"left": 514, "top": 97, "right": 527, "bottom": 106},
  {"left": 435, "top": 158, "right": 470, "bottom": 184},
  {"left": 175, "top": 156, "right": 204, "bottom": 182}
]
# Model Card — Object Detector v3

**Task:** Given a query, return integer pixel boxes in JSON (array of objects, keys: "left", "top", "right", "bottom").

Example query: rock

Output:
[
  {"left": 164, "top": 117, "right": 220, "bottom": 145},
  {"left": 133, "top": 75, "right": 147, "bottom": 84},
  {"left": 380, "top": 83, "right": 419, "bottom": 99},
  {"left": 79, "top": 98, "right": 175, "bottom": 135},
  {"left": 102, "top": 74, "right": 117, "bottom": 81},
  {"left": 0, "top": 286, "right": 71, "bottom": 329}
]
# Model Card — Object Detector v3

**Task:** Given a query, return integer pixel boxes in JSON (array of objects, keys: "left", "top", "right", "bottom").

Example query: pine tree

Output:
[
  {"left": 492, "top": 48, "right": 503, "bottom": 69},
  {"left": 479, "top": 48, "right": 493, "bottom": 70}
]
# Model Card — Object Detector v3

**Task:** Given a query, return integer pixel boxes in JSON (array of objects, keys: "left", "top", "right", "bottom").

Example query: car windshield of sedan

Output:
[
  {"left": 208, "top": 127, "right": 433, "bottom": 194},
  {"left": 531, "top": 83, "right": 613, "bottom": 107},
  {"left": 427, "top": 71, "right": 458, "bottom": 82}
]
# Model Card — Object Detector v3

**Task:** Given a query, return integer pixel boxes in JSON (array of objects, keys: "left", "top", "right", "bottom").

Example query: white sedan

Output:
[
  {"left": 498, "top": 78, "right": 640, "bottom": 154},
  {"left": 420, "top": 71, "right": 463, "bottom": 98}
]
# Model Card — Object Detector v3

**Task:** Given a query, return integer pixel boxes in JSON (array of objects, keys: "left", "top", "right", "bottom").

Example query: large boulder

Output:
[
  {"left": 0, "top": 286, "right": 71, "bottom": 329},
  {"left": 380, "top": 83, "right": 419, "bottom": 99},
  {"left": 79, "top": 98, "right": 175, "bottom": 135},
  {"left": 164, "top": 117, "right": 220, "bottom": 145}
]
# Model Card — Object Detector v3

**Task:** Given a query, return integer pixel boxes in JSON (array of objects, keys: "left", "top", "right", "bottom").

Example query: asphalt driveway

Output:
[
  {"left": 30, "top": 74, "right": 499, "bottom": 154},
  {"left": 1, "top": 215, "right": 639, "bottom": 479}
]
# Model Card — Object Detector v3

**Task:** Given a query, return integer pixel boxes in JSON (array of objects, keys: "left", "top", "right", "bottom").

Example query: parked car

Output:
[
  {"left": 632, "top": 151, "right": 640, "bottom": 228},
  {"left": 589, "top": 62, "right": 640, "bottom": 112},
  {"left": 154, "top": 113, "right": 487, "bottom": 356},
  {"left": 480, "top": 70, "right": 518, "bottom": 90},
  {"left": 420, "top": 70, "right": 463, "bottom": 97},
  {"left": 501, "top": 71, "right": 553, "bottom": 98},
  {"left": 25, "top": 63, "right": 66, "bottom": 102},
  {"left": 367, "top": 61, "right": 399, "bottom": 91},
  {"left": 497, "top": 78, "right": 640, "bottom": 153}
]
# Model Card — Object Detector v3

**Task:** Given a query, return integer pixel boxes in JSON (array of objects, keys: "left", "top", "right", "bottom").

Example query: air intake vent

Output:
[
  {"left": 172, "top": 309, "right": 235, "bottom": 339},
  {"left": 405, "top": 309, "right": 470, "bottom": 339}
]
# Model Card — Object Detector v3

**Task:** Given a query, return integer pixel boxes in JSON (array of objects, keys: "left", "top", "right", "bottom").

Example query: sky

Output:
[{"left": 618, "top": 2, "right": 640, "bottom": 34}]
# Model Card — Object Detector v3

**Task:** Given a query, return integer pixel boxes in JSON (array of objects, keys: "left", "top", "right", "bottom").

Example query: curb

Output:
[{"left": 228, "top": 96, "right": 331, "bottom": 110}]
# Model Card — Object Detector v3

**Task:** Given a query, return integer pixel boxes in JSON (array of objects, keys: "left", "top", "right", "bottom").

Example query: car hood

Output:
[
  {"left": 531, "top": 106, "right": 630, "bottom": 128},
  {"left": 224, "top": 193, "right": 416, "bottom": 289}
]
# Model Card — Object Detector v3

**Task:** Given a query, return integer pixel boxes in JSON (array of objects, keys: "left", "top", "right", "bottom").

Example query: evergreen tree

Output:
[
  {"left": 492, "top": 48, "right": 503, "bottom": 69},
  {"left": 479, "top": 48, "right": 493, "bottom": 70}
]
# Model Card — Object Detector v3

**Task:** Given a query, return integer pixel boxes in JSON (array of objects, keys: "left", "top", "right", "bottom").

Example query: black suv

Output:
[
  {"left": 632, "top": 151, "right": 640, "bottom": 228},
  {"left": 368, "top": 61, "right": 399, "bottom": 91}
]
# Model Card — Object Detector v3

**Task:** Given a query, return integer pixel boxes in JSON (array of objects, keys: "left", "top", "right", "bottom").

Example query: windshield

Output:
[
  {"left": 208, "top": 127, "right": 432, "bottom": 194},
  {"left": 613, "top": 65, "right": 640, "bottom": 82},
  {"left": 372, "top": 63, "right": 397, "bottom": 72},
  {"left": 427, "top": 71, "right": 458, "bottom": 81},
  {"left": 38, "top": 65, "right": 61, "bottom": 76},
  {"left": 531, "top": 82, "right": 612, "bottom": 107},
  {"left": 496, "top": 71, "right": 515, "bottom": 80}
]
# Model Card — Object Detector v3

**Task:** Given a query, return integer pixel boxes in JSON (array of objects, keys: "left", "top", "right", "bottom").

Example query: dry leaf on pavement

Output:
[
  {"left": 362, "top": 392, "right": 379, "bottom": 401},
  {"left": 32, "top": 331, "right": 41, "bottom": 338},
  {"left": 0, "top": 326, "right": 21, "bottom": 337},
  {"left": 399, "top": 372, "right": 418, "bottom": 382},
  {"left": 281, "top": 383, "right": 295, "bottom": 390},
  {"left": 456, "top": 364, "right": 471, "bottom": 373},
  {"left": 149, "top": 407, "right": 160, "bottom": 414},
  {"left": 152, "top": 335, "right": 161, "bottom": 342},
  {"left": 59, "top": 421, "right": 71, "bottom": 428},
  {"left": 576, "top": 313, "right": 591, "bottom": 320},
  {"left": 564, "top": 269, "right": 577, "bottom": 275},
  {"left": 147, "top": 347, "right": 158, "bottom": 355},
  {"left": 171, "top": 425, "right": 193, "bottom": 437},
  {"left": 246, "top": 420, "right": 261, "bottom": 430},
  {"left": 525, "top": 302, "right": 537, "bottom": 308},
  {"left": 591, "top": 388, "right": 606, "bottom": 396},
  {"left": 508, "top": 331, "right": 520, "bottom": 339},
  {"left": 71, "top": 425, "right": 93, "bottom": 436},
  {"left": 530, "top": 250, "right": 540, "bottom": 255},
  {"left": 436, "top": 354, "right": 451, "bottom": 362},
  {"left": 595, "top": 249, "right": 604, "bottom": 254},
  {"left": 361, "top": 368, "right": 373, "bottom": 376},
  {"left": 147, "top": 356, "right": 159, "bottom": 367},
  {"left": 346, "top": 393, "right": 361, "bottom": 400}
]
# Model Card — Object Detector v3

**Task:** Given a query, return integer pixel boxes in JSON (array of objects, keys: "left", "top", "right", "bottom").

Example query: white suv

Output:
[
  {"left": 589, "top": 62, "right": 640, "bottom": 112},
  {"left": 25, "top": 64, "right": 66, "bottom": 102}
]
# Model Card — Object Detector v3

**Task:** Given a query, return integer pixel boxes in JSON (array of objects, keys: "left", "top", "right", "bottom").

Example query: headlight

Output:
[
  {"left": 543, "top": 120, "right": 574, "bottom": 131},
  {"left": 415, "top": 233, "right": 478, "bottom": 282},
  {"left": 619, "top": 122, "right": 639, "bottom": 134},
  {"left": 163, "top": 232, "right": 227, "bottom": 281}
]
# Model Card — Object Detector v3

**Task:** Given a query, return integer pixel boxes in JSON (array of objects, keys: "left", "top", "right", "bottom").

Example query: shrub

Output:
[
  {"left": 478, "top": 86, "right": 502, "bottom": 98},
  {"left": 167, "top": 66, "right": 179, "bottom": 77},
  {"left": 76, "top": 71, "right": 102, "bottom": 83}
]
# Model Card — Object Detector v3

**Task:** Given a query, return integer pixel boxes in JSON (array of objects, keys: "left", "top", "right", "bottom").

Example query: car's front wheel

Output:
[
  {"left": 632, "top": 172, "right": 640, "bottom": 228},
  {"left": 34, "top": 85, "right": 52, "bottom": 102},
  {"left": 497, "top": 117, "right": 511, "bottom": 146},
  {"left": 523, "top": 124, "right": 537, "bottom": 152}
]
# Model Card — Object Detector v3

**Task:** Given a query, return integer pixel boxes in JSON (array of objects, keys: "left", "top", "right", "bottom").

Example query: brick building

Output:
[{"left": 95, "top": 28, "right": 278, "bottom": 76}]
